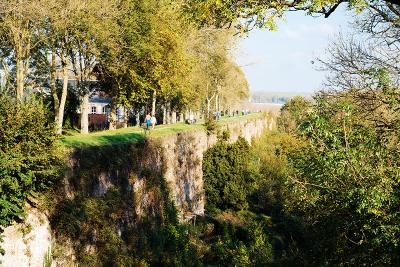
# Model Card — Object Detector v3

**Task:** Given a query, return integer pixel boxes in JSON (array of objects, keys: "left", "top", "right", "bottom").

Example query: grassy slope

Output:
[{"left": 61, "top": 113, "right": 264, "bottom": 148}]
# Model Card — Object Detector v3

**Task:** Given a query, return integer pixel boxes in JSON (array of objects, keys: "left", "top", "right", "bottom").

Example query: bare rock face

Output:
[
  {"left": 162, "top": 132, "right": 207, "bottom": 221},
  {"left": 159, "top": 116, "right": 271, "bottom": 221},
  {"left": 0, "top": 207, "right": 52, "bottom": 267}
]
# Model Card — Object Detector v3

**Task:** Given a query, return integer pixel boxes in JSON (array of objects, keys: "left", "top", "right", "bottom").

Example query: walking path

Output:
[{"left": 61, "top": 113, "right": 264, "bottom": 148}]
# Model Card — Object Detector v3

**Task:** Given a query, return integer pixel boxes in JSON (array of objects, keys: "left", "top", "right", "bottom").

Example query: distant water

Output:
[{"left": 239, "top": 102, "right": 283, "bottom": 113}]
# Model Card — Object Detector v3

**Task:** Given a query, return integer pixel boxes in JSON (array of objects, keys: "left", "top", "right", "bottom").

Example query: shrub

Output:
[
  {"left": 204, "top": 114, "right": 219, "bottom": 135},
  {"left": 0, "top": 95, "right": 63, "bottom": 253},
  {"left": 203, "top": 137, "right": 254, "bottom": 211}
]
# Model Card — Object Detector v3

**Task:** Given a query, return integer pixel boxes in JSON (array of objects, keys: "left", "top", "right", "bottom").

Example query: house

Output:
[
  {"left": 88, "top": 96, "right": 129, "bottom": 130},
  {"left": 89, "top": 97, "right": 111, "bottom": 115},
  {"left": 88, "top": 97, "right": 111, "bottom": 130}
]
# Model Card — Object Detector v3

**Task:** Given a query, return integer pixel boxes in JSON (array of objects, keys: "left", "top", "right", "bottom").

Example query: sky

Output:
[{"left": 235, "top": 6, "right": 355, "bottom": 94}]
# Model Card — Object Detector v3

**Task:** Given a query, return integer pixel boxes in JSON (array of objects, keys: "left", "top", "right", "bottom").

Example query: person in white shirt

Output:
[{"left": 151, "top": 114, "right": 157, "bottom": 129}]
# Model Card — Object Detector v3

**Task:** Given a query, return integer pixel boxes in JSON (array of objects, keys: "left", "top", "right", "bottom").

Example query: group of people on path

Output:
[{"left": 145, "top": 113, "right": 157, "bottom": 130}]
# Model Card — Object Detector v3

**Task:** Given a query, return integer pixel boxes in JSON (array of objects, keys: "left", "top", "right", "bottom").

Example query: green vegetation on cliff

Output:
[
  {"left": 199, "top": 91, "right": 400, "bottom": 266},
  {"left": 0, "top": 96, "right": 64, "bottom": 254}
]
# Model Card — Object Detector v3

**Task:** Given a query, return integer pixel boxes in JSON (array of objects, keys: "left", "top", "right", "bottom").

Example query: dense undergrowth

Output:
[
  {"left": 200, "top": 132, "right": 301, "bottom": 267},
  {"left": 199, "top": 91, "right": 400, "bottom": 266}
]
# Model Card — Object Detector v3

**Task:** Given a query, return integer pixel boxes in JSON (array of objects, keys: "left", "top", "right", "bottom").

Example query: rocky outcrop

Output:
[
  {"left": 0, "top": 207, "right": 52, "bottom": 267},
  {"left": 0, "top": 115, "right": 273, "bottom": 266}
]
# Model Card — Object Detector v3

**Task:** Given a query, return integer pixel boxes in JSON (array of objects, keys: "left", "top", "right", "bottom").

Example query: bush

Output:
[
  {"left": 203, "top": 137, "right": 254, "bottom": 211},
  {"left": 204, "top": 114, "right": 219, "bottom": 135},
  {"left": 0, "top": 95, "right": 63, "bottom": 253}
]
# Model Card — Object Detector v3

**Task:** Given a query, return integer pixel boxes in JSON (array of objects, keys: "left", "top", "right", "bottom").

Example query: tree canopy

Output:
[
  {"left": 0, "top": 0, "right": 249, "bottom": 134},
  {"left": 184, "top": 0, "right": 400, "bottom": 32}
]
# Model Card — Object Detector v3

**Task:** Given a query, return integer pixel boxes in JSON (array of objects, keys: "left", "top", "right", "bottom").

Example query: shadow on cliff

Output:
[{"left": 48, "top": 138, "right": 201, "bottom": 266}]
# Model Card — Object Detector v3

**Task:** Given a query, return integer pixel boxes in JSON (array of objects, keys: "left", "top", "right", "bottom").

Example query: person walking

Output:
[
  {"left": 151, "top": 114, "right": 157, "bottom": 129},
  {"left": 145, "top": 113, "right": 151, "bottom": 130}
]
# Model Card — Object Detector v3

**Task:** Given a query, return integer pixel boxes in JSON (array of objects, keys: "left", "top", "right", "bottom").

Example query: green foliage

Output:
[
  {"left": 250, "top": 131, "right": 299, "bottom": 214},
  {"left": 203, "top": 114, "right": 219, "bottom": 135},
  {"left": 277, "top": 96, "right": 311, "bottom": 134},
  {"left": 49, "top": 141, "right": 202, "bottom": 266},
  {"left": 203, "top": 137, "right": 255, "bottom": 211},
  {"left": 183, "top": 0, "right": 378, "bottom": 33},
  {"left": 0, "top": 95, "right": 63, "bottom": 252},
  {"left": 191, "top": 210, "right": 272, "bottom": 267},
  {"left": 284, "top": 90, "right": 400, "bottom": 265}
]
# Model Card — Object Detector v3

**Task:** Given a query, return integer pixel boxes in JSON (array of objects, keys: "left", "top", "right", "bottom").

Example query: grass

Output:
[{"left": 61, "top": 113, "right": 265, "bottom": 148}]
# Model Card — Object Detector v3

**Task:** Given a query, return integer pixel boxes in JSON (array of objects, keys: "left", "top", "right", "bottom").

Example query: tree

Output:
[
  {"left": 186, "top": 28, "right": 248, "bottom": 116},
  {"left": 142, "top": 0, "right": 196, "bottom": 122},
  {"left": 0, "top": 0, "right": 118, "bottom": 133},
  {"left": 275, "top": 2, "right": 400, "bottom": 264},
  {"left": 0, "top": 0, "right": 47, "bottom": 100},
  {"left": 285, "top": 89, "right": 400, "bottom": 265},
  {"left": 317, "top": 17, "right": 400, "bottom": 135},
  {"left": 184, "top": 0, "right": 400, "bottom": 33},
  {"left": 217, "top": 59, "right": 249, "bottom": 112},
  {"left": 30, "top": 0, "right": 87, "bottom": 134},
  {"left": 95, "top": 0, "right": 147, "bottom": 130},
  {"left": 97, "top": 0, "right": 197, "bottom": 127},
  {"left": 203, "top": 137, "right": 254, "bottom": 211},
  {"left": 67, "top": 0, "right": 118, "bottom": 134},
  {"left": 278, "top": 96, "right": 312, "bottom": 134}
]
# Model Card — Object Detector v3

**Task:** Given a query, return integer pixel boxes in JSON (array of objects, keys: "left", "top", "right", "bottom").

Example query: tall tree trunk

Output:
[
  {"left": 171, "top": 110, "right": 177, "bottom": 124},
  {"left": 56, "top": 54, "right": 69, "bottom": 135},
  {"left": 80, "top": 94, "right": 89, "bottom": 134},
  {"left": 151, "top": 90, "right": 156, "bottom": 116},
  {"left": 166, "top": 102, "right": 171, "bottom": 124},
  {"left": 185, "top": 110, "right": 188, "bottom": 121},
  {"left": 215, "top": 94, "right": 218, "bottom": 112},
  {"left": 15, "top": 45, "right": 24, "bottom": 101},
  {"left": 123, "top": 106, "right": 128, "bottom": 128},
  {"left": 206, "top": 98, "right": 211, "bottom": 117},
  {"left": 50, "top": 42, "right": 60, "bottom": 124},
  {"left": 163, "top": 105, "right": 167, "bottom": 125},
  {"left": 179, "top": 112, "right": 184, "bottom": 123},
  {"left": 135, "top": 109, "right": 140, "bottom": 127},
  {"left": 109, "top": 101, "right": 117, "bottom": 130}
]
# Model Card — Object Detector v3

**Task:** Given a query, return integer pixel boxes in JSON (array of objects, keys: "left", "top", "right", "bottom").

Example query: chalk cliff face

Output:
[
  {"left": 0, "top": 116, "right": 273, "bottom": 266},
  {"left": 0, "top": 207, "right": 52, "bottom": 267},
  {"left": 162, "top": 116, "right": 272, "bottom": 220}
]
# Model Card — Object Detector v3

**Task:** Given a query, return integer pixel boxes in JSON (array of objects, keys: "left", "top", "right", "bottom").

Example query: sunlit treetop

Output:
[{"left": 182, "top": 0, "right": 400, "bottom": 32}]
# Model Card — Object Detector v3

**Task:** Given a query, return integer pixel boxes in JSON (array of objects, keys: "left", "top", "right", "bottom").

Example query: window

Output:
[
  {"left": 102, "top": 106, "right": 106, "bottom": 114},
  {"left": 117, "top": 108, "right": 123, "bottom": 120},
  {"left": 91, "top": 106, "right": 97, "bottom": 114}
]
